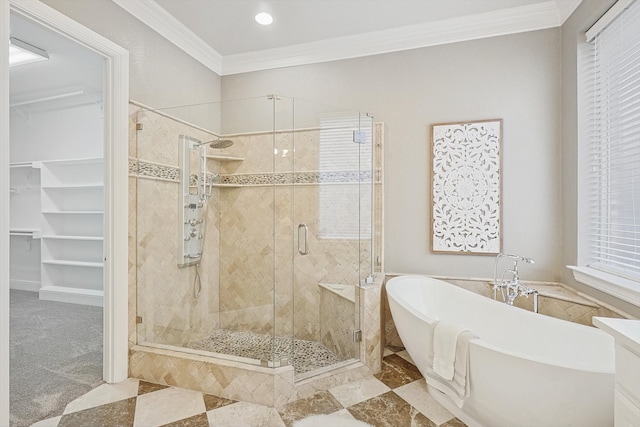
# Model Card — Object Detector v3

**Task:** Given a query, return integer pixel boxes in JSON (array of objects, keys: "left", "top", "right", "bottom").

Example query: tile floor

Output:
[
  {"left": 31, "top": 347, "right": 467, "bottom": 427},
  {"left": 189, "top": 329, "right": 343, "bottom": 374}
]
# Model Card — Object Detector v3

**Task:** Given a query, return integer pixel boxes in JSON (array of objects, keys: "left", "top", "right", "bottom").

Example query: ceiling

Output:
[
  {"left": 9, "top": 13, "right": 104, "bottom": 106},
  {"left": 8, "top": 0, "right": 584, "bottom": 101},
  {"left": 115, "top": 0, "right": 582, "bottom": 75}
]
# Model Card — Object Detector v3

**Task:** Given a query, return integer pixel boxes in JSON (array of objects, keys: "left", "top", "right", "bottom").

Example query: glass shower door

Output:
[{"left": 290, "top": 99, "right": 372, "bottom": 376}]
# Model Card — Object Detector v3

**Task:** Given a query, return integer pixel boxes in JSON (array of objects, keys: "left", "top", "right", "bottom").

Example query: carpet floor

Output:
[{"left": 9, "top": 290, "right": 103, "bottom": 427}]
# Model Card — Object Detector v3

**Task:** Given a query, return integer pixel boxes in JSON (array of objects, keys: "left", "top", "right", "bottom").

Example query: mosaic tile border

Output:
[
  {"left": 129, "top": 158, "right": 180, "bottom": 182},
  {"left": 130, "top": 158, "right": 376, "bottom": 186},
  {"left": 220, "top": 170, "right": 373, "bottom": 186}
]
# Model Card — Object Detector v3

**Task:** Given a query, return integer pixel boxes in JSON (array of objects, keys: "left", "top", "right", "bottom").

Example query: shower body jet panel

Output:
[{"left": 178, "top": 134, "right": 207, "bottom": 267}]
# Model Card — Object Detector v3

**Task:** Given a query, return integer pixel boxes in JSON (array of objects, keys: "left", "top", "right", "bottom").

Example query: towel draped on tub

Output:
[{"left": 426, "top": 320, "right": 478, "bottom": 408}]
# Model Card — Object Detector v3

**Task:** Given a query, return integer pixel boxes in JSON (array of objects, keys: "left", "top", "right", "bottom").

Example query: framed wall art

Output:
[{"left": 430, "top": 119, "right": 502, "bottom": 254}]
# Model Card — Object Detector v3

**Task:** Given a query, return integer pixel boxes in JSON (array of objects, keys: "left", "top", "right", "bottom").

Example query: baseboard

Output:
[
  {"left": 39, "top": 285, "right": 103, "bottom": 307},
  {"left": 10, "top": 279, "right": 40, "bottom": 292}
]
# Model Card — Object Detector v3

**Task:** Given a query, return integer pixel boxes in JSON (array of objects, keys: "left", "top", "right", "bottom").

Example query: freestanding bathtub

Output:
[{"left": 386, "top": 275, "right": 615, "bottom": 427}]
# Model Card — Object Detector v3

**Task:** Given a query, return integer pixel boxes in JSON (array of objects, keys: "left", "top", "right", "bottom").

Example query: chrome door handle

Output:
[{"left": 298, "top": 223, "right": 309, "bottom": 255}]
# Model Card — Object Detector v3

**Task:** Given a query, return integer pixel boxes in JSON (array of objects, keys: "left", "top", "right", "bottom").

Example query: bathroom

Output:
[{"left": 2, "top": 0, "right": 640, "bottom": 426}]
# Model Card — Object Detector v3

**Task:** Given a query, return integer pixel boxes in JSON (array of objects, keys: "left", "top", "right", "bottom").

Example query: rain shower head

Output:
[{"left": 208, "top": 139, "right": 234, "bottom": 149}]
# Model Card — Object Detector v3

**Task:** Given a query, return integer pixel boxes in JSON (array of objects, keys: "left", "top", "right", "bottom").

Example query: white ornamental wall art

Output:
[{"left": 431, "top": 119, "right": 502, "bottom": 254}]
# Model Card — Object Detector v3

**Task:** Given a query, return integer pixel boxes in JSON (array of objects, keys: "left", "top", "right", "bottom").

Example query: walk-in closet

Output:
[{"left": 9, "top": 11, "right": 105, "bottom": 427}]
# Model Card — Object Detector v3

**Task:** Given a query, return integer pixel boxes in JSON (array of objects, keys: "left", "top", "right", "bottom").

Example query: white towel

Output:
[
  {"left": 433, "top": 321, "right": 467, "bottom": 380},
  {"left": 426, "top": 322, "right": 478, "bottom": 408}
]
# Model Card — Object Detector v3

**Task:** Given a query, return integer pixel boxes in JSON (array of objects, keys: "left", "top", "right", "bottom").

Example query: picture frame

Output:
[{"left": 430, "top": 119, "right": 502, "bottom": 254}]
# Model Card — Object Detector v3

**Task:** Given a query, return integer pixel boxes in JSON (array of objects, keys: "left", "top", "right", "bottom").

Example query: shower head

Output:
[{"left": 207, "top": 139, "right": 234, "bottom": 149}]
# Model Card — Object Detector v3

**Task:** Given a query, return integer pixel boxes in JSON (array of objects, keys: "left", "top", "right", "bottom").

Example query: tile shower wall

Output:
[
  {"left": 320, "top": 286, "right": 356, "bottom": 359},
  {"left": 217, "top": 129, "right": 370, "bottom": 344},
  {"left": 130, "top": 104, "right": 221, "bottom": 348},
  {"left": 129, "top": 104, "right": 382, "bottom": 355}
]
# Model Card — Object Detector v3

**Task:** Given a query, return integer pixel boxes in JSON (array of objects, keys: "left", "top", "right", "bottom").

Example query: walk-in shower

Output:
[{"left": 129, "top": 95, "right": 383, "bottom": 404}]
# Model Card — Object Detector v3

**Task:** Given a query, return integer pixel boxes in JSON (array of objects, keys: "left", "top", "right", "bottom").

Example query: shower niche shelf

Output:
[
  {"left": 211, "top": 183, "right": 243, "bottom": 188},
  {"left": 205, "top": 154, "right": 244, "bottom": 162},
  {"left": 39, "top": 157, "right": 104, "bottom": 307}
]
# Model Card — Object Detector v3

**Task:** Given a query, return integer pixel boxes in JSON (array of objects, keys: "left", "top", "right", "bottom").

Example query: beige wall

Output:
[
  {"left": 223, "top": 29, "right": 563, "bottom": 283},
  {"left": 41, "top": 0, "right": 221, "bottom": 110},
  {"left": 560, "top": 0, "right": 640, "bottom": 317},
  {"left": 39, "top": 0, "right": 640, "bottom": 318}
]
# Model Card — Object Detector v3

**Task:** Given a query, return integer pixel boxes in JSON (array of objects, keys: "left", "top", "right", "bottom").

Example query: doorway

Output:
[
  {"left": 1, "top": 0, "right": 129, "bottom": 425},
  {"left": 9, "top": 11, "right": 104, "bottom": 426}
]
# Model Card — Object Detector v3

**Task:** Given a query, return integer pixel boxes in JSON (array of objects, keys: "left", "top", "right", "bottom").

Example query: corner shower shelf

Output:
[
  {"left": 211, "top": 183, "right": 243, "bottom": 188},
  {"left": 206, "top": 154, "right": 244, "bottom": 162}
]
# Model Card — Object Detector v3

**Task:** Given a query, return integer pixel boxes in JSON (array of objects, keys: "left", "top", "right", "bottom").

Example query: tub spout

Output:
[{"left": 518, "top": 285, "right": 539, "bottom": 313}]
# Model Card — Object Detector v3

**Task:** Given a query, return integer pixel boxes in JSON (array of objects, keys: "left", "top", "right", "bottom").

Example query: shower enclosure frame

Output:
[{"left": 128, "top": 96, "right": 383, "bottom": 405}]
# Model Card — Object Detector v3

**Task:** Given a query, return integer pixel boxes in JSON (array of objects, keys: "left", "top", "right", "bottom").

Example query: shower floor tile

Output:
[{"left": 188, "top": 329, "right": 344, "bottom": 374}]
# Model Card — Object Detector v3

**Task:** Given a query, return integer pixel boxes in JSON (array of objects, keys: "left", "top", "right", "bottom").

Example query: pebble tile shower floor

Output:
[{"left": 189, "top": 329, "right": 344, "bottom": 374}]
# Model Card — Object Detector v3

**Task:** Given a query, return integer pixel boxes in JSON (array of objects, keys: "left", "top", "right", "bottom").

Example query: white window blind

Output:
[
  {"left": 318, "top": 115, "right": 372, "bottom": 240},
  {"left": 586, "top": 0, "right": 640, "bottom": 281}
]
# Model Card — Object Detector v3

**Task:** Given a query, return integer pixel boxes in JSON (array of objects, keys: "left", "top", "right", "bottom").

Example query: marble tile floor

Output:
[{"left": 31, "top": 347, "right": 467, "bottom": 427}]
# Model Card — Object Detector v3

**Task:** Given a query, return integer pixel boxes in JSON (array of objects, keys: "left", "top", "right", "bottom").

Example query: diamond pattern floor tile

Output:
[{"left": 29, "top": 347, "right": 468, "bottom": 427}]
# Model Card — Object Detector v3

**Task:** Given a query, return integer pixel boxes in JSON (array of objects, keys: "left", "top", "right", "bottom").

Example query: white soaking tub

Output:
[{"left": 386, "top": 275, "right": 615, "bottom": 427}]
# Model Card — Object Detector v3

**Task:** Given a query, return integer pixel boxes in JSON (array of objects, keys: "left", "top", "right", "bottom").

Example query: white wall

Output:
[
  {"left": 1, "top": 2, "right": 11, "bottom": 425},
  {"left": 41, "top": 0, "right": 221, "bottom": 110},
  {"left": 10, "top": 103, "right": 103, "bottom": 162},
  {"left": 222, "top": 29, "right": 563, "bottom": 283}
]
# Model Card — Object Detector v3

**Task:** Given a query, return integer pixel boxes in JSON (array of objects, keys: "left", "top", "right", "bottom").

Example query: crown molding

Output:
[
  {"left": 113, "top": 0, "right": 579, "bottom": 77},
  {"left": 222, "top": 1, "right": 562, "bottom": 75},
  {"left": 111, "top": 0, "right": 222, "bottom": 74}
]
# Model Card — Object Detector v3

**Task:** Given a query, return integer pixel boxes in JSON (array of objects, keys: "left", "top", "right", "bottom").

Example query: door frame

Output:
[{"left": 1, "top": 1, "right": 129, "bottom": 423}]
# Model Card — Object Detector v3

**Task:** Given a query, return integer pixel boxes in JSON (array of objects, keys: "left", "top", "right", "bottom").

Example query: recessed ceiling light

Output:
[{"left": 255, "top": 12, "right": 273, "bottom": 26}]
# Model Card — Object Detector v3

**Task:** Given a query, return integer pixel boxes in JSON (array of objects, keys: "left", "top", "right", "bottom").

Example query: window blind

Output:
[
  {"left": 318, "top": 115, "right": 372, "bottom": 240},
  {"left": 587, "top": 0, "right": 640, "bottom": 281}
]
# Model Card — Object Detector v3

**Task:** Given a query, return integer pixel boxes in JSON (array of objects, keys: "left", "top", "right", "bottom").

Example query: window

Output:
[
  {"left": 575, "top": 0, "right": 640, "bottom": 303},
  {"left": 318, "top": 115, "right": 372, "bottom": 240}
]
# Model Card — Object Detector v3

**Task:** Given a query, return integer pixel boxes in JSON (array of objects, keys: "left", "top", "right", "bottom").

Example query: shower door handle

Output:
[{"left": 298, "top": 223, "right": 309, "bottom": 255}]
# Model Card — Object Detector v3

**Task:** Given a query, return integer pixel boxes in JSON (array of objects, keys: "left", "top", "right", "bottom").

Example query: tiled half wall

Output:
[{"left": 382, "top": 275, "right": 631, "bottom": 349}]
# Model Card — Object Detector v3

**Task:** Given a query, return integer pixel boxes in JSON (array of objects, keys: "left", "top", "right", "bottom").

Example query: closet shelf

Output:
[
  {"left": 42, "top": 184, "right": 103, "bottom": 190},
  {"left": 41, "top": 235, "right": 103, "bottom": 241},
  {"left": 10, "top": 161, "right": 41, "bottom": 169},
  {"left": 42, "top": 210, "right": 104, "bottom": 215},
  {"left": 10, "top": 229, "right": 41, "bottom": 238},
  {"left": 42, "top": 259, "right": 104, "bottom": 268}
]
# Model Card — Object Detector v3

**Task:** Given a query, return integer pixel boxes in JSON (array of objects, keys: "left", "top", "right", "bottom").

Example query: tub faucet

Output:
[{"left": 493, "top": 253, "right": 538, "bottom": 313}]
